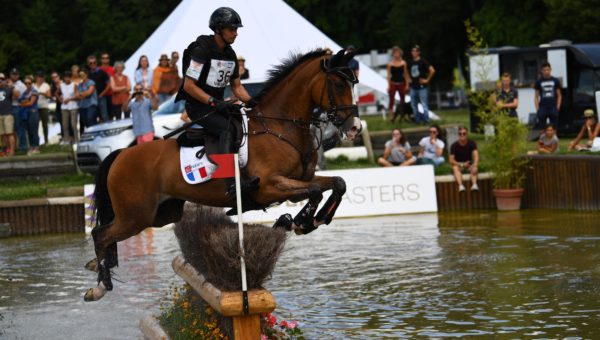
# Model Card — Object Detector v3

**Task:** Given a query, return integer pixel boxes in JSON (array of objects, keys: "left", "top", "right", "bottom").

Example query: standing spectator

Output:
[
  {"left": 71, "top": 64, "right": 82, "bottom": 85},
  {"left": 417, "top": 124, "right": 445, "bottom": 166},
  {"left": 59, "top": 71, "right": 79, "bottom": 144},
  {"left": 18, "top": 75, "right": 40, "bottom": 155},
  {"left": 568, "top": 109, "right": 598, "bottom": 151},
  {"left": 407, "top": 45, "right": 435, "bottom": 124},
  {"left": 76, "top": 69, "right": 98, "bottom": 134},
  {"left": 450, "top": 127, "right": 479, "bottom": 192},
  {"left": 109, "top": 61, "right": 131, "bottom": 119},
  {"left": 152, "top": 54, "right": 174, "bottom": 104},
  {"left": 100, "top": 52, "right": 115, "bottom": 121},
  {"left": 495, "top": 72, "right": 519, "bottom": 118},
  {"left": 134, "top": 55, "right": 153, "bottom": 92},
  {"left": 386, "top": 46, "right": 408, "bottom": 122},
  {"left": 378, "top": 128, "right": 415, "bottom": 167},
  {"left": 170, "top": 51, "right": 180, "bottom": 76},
  {"left": 0, "top": 73, "right": 16, "bottom": 156},
  {"left": 50, "top": 71, "right": 63, "bottom": 139},
  {"left": 345, "top": 45, "right": 360, "bottom": 78},
  {"left": 34, "top": 71, "right": 51, "bottom": 144},
  {"left": 534, "top": 62, "right": 562, "bottom": 127},
  {"left": 529, "top": 124, "right": 559, "bottom": 154},
  {"left": 123, "top": 84, "right": 158, "bottom": 144},
  {"left": 238, "top": 55, "right": 250, "bottom": 80},
  {"left": 87, "top": 55, "right": 110, "bottom": 122},
  {"left": 9, "top": 68, "right": 28, "bottom": 152}
]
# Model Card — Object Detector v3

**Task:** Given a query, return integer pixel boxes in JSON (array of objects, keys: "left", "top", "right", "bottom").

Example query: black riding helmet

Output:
[{"left": 209, "top": 7, "right": 243, "bottom": 31}]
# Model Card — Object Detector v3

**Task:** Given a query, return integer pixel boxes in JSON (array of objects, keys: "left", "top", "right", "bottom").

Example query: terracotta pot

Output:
[{"left": 492, "top": 188, "right": 524, "bottom": 211}]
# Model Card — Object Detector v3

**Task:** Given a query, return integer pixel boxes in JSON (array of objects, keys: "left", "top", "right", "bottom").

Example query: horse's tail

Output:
[{"left": 93, "top": 149, "right": 122, "bottom": 228}]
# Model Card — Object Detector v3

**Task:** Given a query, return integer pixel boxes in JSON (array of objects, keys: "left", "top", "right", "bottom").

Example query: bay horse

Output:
[{"left": 84, "top": 49, "right": 362, "bottom": 301}]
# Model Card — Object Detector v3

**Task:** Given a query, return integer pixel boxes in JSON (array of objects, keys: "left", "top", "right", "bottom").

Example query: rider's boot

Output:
[{"left": 216, "top": 130, "right": 259, "bottom": 200}]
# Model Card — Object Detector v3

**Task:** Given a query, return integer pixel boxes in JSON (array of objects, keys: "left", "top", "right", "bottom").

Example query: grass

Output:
[
  {"left": 362, "top": 108, "right": 470, "bottom": 132},
  {"left": 0, "top": 173, "right": 94, "bottom": 201}
]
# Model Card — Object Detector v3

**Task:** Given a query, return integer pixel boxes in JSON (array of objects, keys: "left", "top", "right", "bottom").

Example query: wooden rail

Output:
[
  {"left": 435, "top": 173, "right": 495, "bottom": 211},
  {"left": 0, "top": 197, "right": 84, "bottom": 236},
  {"left": 172, "top": 255, "right": 276, "bottom": 339}
]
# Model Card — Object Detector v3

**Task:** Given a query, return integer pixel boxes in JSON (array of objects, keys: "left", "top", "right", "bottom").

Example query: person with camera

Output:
[{"left": 123, "top": 84, "right": 158, "bottom": 145}]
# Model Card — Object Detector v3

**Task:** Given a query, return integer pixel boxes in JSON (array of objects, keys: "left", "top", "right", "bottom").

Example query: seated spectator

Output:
[
  {"left": 450, "top": 126, "right": 479, "bottom": 192},
  {"left": 529, "top": 124, "right": 559, "bottom": 154},
  {"left": 417, "top": 124, "right": 445, "bottom": 166},
  {"left": 378, "top": 128, "right": 415, "bottom": 167},
  {"left": 123, "top": 83, "right": 158, "bottom": 144},
  {"left": 568, "top": 109, "right": 598, "bottom": 151}
]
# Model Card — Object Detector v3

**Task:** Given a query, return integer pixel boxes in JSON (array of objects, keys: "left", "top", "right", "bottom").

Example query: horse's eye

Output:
[{"left": 334, "top": 81, "right": 345, "bottom": 93}]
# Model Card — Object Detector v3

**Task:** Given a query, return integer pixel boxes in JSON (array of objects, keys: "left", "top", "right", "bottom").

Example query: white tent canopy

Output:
[{"left": 124, "top": 0, "right": 387, "bottom": 95}]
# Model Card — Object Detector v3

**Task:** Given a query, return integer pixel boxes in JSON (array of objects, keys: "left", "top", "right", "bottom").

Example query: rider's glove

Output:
[
  {"left": 244, "top": 98, "right": 258, "bottom": 109},
  {"left": 209, "top": 97, "right": 237, "bottom": 115}
]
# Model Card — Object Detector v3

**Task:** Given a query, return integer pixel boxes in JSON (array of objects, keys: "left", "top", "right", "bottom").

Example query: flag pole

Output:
[{"left": 234, "top": 153, "right": 249, "bottom": 315}]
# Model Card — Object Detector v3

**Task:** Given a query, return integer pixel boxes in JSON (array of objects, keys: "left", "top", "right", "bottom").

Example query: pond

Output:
[{"left": 1, "top": 210, "right": 600, "bottom": 339}]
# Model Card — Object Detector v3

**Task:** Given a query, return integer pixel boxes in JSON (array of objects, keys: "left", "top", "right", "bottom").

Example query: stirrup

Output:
[{"left": 226, "top": 176, "right": 260, "bottom": 199}]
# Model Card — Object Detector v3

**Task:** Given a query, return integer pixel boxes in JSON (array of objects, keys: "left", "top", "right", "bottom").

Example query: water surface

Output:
[{"left": 1, "top": 210, "right": 600, "bottom": 338}]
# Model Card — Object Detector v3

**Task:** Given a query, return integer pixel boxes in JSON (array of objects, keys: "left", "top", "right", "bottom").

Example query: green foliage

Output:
[
  {"left": 0, "top": 0, "right": 179, "bottom": 75},
  {"left": 488, "top": 114, "right": 529, "bottom": 189}
]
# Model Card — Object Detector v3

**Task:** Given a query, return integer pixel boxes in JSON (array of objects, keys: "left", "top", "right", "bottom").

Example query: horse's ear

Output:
[
  {"left": 329, "top": 49, "right": 346, "bottom": 68},
  {"left": 343, "top": 50, "right": 357, "bottom": 64}
]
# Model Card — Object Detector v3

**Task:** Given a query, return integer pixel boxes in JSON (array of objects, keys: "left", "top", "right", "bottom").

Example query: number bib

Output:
[{"left": 206, "top": 59, "right": 236, "bottom": 88}]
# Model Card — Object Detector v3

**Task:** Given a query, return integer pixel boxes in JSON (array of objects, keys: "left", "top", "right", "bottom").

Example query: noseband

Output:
[{"left": 317, "top": 59, "right": 359, "bottom": 128}]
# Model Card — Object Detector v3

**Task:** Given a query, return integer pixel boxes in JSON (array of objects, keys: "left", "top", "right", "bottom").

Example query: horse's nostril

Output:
[{"left": 351, "top": 126, "right": 357, "bottom": 132}]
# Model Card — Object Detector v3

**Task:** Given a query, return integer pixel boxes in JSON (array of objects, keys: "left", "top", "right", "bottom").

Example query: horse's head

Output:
[{"left": 314, "top": 49, "right": 362, "bottom": 141}]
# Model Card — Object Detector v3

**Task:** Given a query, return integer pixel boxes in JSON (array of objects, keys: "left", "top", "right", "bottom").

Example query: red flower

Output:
[{"left": 280, "top": 320, "right": 288, "bottom": 328}]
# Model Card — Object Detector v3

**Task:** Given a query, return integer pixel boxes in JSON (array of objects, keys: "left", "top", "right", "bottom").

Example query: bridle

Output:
[{"left": 317, "top": 58, "right": 359, "bottom": 128}]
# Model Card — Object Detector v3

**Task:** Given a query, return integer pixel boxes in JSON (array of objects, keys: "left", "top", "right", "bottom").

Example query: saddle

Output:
[{"left": 176, "top": 115, "right": 245, "bottom": 160}]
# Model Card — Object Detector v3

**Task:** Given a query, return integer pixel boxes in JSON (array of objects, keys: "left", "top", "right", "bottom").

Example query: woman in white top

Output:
[
  {"left": 134, "top": 55, "right": 152, "bottom": 92},
  {"left": 34, "top": 72, "right": 51, "bottom": 144},
  {"left": 417, "top": 124, "right": 445, "bottom": 166},
  {"left": 59, "top": 71, "right": 80, "bottom": 144}
]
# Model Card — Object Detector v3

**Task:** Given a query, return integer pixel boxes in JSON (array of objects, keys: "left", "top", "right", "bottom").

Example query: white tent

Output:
[{"left": 124, "top": 0, "right": 387, "bottom": 95}]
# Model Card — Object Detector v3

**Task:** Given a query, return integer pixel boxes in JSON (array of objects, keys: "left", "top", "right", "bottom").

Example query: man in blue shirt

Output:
[{"left": 534, "top": 62, "right": 562, "bottom": 127}]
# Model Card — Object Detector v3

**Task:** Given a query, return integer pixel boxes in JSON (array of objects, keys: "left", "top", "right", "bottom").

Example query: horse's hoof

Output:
[
  {"left": 85, "top": 258, "right": 98, "bottom": 272},
  {"left": 293, "top": 224, "right": 318, "bottom": 235},
  {"left": 273, "top": 213, "right": 293, "bottom": 231},
  {"left": 83, "top": 283, "right": 107, "bottom": 302}
]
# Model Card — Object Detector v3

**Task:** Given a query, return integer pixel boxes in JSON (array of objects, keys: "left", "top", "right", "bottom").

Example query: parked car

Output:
[{"left": 76, "top": 81, "right": 266, "bottom": 173}]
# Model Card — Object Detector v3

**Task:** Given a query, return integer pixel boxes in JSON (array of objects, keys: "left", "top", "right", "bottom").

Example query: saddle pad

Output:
[{"left": 179, "top": 109, "right": 249, "bottom": 185}]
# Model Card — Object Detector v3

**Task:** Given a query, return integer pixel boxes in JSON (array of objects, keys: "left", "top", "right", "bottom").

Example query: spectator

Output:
[
  {"left": 34, "top": 71, "right": 51, "bottom": 144},
  {"left": 407, "top": 45, "right": 435, "bottom": 124},
  {"left": 417, "top": 124, "right": 445, "bottom": 166},
  {"left": 9, "top": 68, "right": 28, "bottom": 152},
  {"left": 345, "top": 45, "right": 360, "bottom": 79},
  {"left": 535, "top": 62, "right": 562, "bottom": 127},
  {"left": 99, "top": 52, "right": 115, "bottom": 77},
  {"left": 238, "top": 55, "right": 250, "bottom": 80},
  {"left": 170, "top": 51, "right": 180, "bottom": 76},
  {"left": 76, "top": 69, "right": 98, "bottom": 134},
  {"left": 87, "top": 55, "right": 110, "bottom": 122},
  {"left": 568, "top": 109, "right": 598, "bottom": 151},
  {"left": 495, "top": 72, "right": 518, "bottom": 118},
  {"left": 18, "top": 75, "right": 40, "bottom": 155},
  {"left": 378, "top": 128, "right": 416, "bottom": 167},
  {"left": 529, "top": 124, "right": 559, "bottom": 154},
  {"left": 0, "top": 73, "right": 16, "bottom": 156},
  {"left": 152, "top": 54, "right": 175, "bottom": 104},
  {"left": 386, "top": 46, "right": 408, "bottom": 122},
  {"left": 123, "top": 83, "right": 158, "bottom": 144},
  {"left": 50, "top": 71, "right": 63, "bottom": 139},
  {"left": 450, "top": 126, "right": 479, "bottom": 192},
  {"left": 109, "top": 61, "right": 131, "bottom": 119},
  {"left": 134, "top": 55, "right": 153, "bottom": 92},
  {"left": 59, "top": 71, "right": 79, "bottom": 144},
  {"left": 71, "top": 64, "right": 82, "bottom": 85}
]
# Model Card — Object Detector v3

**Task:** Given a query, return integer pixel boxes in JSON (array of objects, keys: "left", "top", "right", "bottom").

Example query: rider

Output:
[
  {"left": 176, "top": 7, "right": 254, "bottom": 150},
  {"left": 175, "top": 7, "right": 257, "bottom": 196}
]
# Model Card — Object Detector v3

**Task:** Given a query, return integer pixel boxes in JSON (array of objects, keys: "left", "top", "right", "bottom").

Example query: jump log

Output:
[{"left": 172, "top": 255, "right": 276, "bottom": 339}]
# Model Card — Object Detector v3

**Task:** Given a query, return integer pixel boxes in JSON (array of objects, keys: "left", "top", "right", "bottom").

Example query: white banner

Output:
[
  {"left": 238, "top": 165, "right": 438, "bottom": 223},
  {"left": 84, "top": 165, "right": 438, "bottom": 227}
]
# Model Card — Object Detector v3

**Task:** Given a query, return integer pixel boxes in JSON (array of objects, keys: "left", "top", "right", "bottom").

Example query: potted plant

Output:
[{"left": 488, "top": 113, "right": 529, "bottom": 210}]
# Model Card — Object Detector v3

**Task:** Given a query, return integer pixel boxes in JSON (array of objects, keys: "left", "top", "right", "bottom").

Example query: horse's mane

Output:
[{"left": 254, "top": 49, "right": 328, "bottom": 102}]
